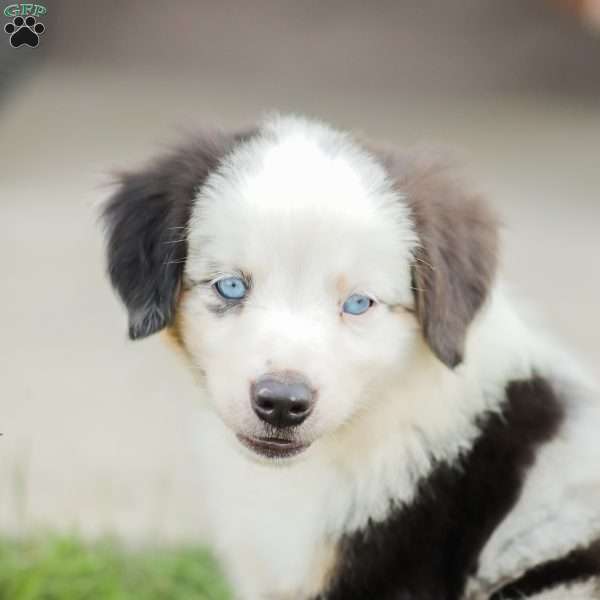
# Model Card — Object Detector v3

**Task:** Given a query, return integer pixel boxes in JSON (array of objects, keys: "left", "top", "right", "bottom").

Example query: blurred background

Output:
[{"left": 1, "top": 0, "right": 599, "bottom": 547}]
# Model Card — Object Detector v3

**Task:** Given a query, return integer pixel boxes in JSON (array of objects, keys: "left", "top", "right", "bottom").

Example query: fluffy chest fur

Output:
[{"left": 195, "top": 366, "right": 600, "bottom": 600}]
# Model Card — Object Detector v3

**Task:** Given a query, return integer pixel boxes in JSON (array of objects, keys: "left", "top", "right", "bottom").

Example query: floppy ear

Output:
[
  {"left": 102, "top": 132, "right": 251, "bottom": 340},
  {"left": 380, "top": 151, "right": 499, "bottom": 368}
]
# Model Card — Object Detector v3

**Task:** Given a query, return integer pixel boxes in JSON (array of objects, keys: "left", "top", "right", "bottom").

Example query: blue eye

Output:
[
  {"left": 214, "top": 276, "right": 248, "bottom": 300},
  {"left": 342, "top": 294, "right": 374, "bottom": 316}
]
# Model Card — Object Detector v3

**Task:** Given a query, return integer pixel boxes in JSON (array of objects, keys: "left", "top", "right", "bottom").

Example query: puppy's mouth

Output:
[{"left": 237, "top": 434, "right": 310, "bottom": 459}]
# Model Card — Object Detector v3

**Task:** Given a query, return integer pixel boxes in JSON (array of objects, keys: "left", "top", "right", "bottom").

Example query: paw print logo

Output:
[{"left": 4, "top": 16, "right": 45, "bottom": 47}]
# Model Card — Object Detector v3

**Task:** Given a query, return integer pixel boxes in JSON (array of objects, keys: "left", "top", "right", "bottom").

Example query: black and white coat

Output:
[{"left": 102, "top": 115, "right": 600, "bottom": 599}]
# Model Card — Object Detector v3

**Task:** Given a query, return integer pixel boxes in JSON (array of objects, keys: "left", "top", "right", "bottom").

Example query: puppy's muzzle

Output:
[{"left": 251, "top": 372, "right": 315, "bottom": 428}]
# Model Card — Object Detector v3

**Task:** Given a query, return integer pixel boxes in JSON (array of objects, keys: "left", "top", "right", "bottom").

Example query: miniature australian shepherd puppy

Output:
[{"left": 102, "top": 115, "right": 600, "bottom": 599}]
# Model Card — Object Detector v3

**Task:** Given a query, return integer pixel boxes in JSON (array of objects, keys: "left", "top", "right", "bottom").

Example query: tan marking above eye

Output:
[{"left": 335, "top": 274, "right": 349, "bottom": 297}]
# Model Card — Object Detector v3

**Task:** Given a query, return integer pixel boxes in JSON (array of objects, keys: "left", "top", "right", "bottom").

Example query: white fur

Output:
[{"left": 173, "top": 116, "right": 600, "bottom": 599}]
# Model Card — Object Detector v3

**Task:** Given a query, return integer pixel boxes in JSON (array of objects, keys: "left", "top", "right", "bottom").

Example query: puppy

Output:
[{"left": 102, "top": 115, "right": 600, "bottom": 599}]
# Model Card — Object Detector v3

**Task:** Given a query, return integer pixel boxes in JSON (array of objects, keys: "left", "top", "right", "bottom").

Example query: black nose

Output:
[{"left": 251, "top": 372, "right": 315, "bottom": 428}]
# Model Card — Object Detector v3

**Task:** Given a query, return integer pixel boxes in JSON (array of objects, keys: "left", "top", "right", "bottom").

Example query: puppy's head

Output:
[{"left": 102, "top": 116, "right": 497, "bottom": 461}]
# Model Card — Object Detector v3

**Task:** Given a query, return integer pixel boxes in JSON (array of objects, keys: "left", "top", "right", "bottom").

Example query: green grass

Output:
[{"left": 0, "top": 536, "right": 232, "bottom": 600}]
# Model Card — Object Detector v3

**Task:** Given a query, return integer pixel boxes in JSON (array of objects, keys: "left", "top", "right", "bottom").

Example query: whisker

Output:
[{"left": 414, "top": 256, "right": 435, "bottom": 270}]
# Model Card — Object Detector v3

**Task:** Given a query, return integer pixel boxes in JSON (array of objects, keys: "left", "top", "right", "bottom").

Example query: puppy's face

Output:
[
  {"left": 181, "top": 129, "right": 418, "bottom": 457},
  {"left": 103, "top": 117, "right": 497, "bottom": 462}
]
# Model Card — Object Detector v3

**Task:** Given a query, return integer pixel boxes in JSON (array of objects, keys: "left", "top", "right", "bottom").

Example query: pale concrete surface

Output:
[{"left": 0, "top": 1, "right": 599, "bottom": 542}]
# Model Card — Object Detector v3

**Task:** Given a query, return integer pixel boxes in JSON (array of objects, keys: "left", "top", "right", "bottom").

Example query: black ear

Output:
[
  {"left": 379, "top": 151, "right": 499, "bottom": 368},
  {"left": 102, "top": 132, "right": 251, "bottom": 339}
]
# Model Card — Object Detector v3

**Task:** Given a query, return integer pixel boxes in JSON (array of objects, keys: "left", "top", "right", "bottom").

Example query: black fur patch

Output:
[
  {"left": 321, "top": 377, "right": 564, "bottom": 600},
  {"left": 490, "top": 540, "right": 600, "bottom": 599},
  {"left": 102, "top": 130, "right": 254, "bottom": 339},
  {"left": 373, "top": 148, "right": 499, "bottom": 369}
]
